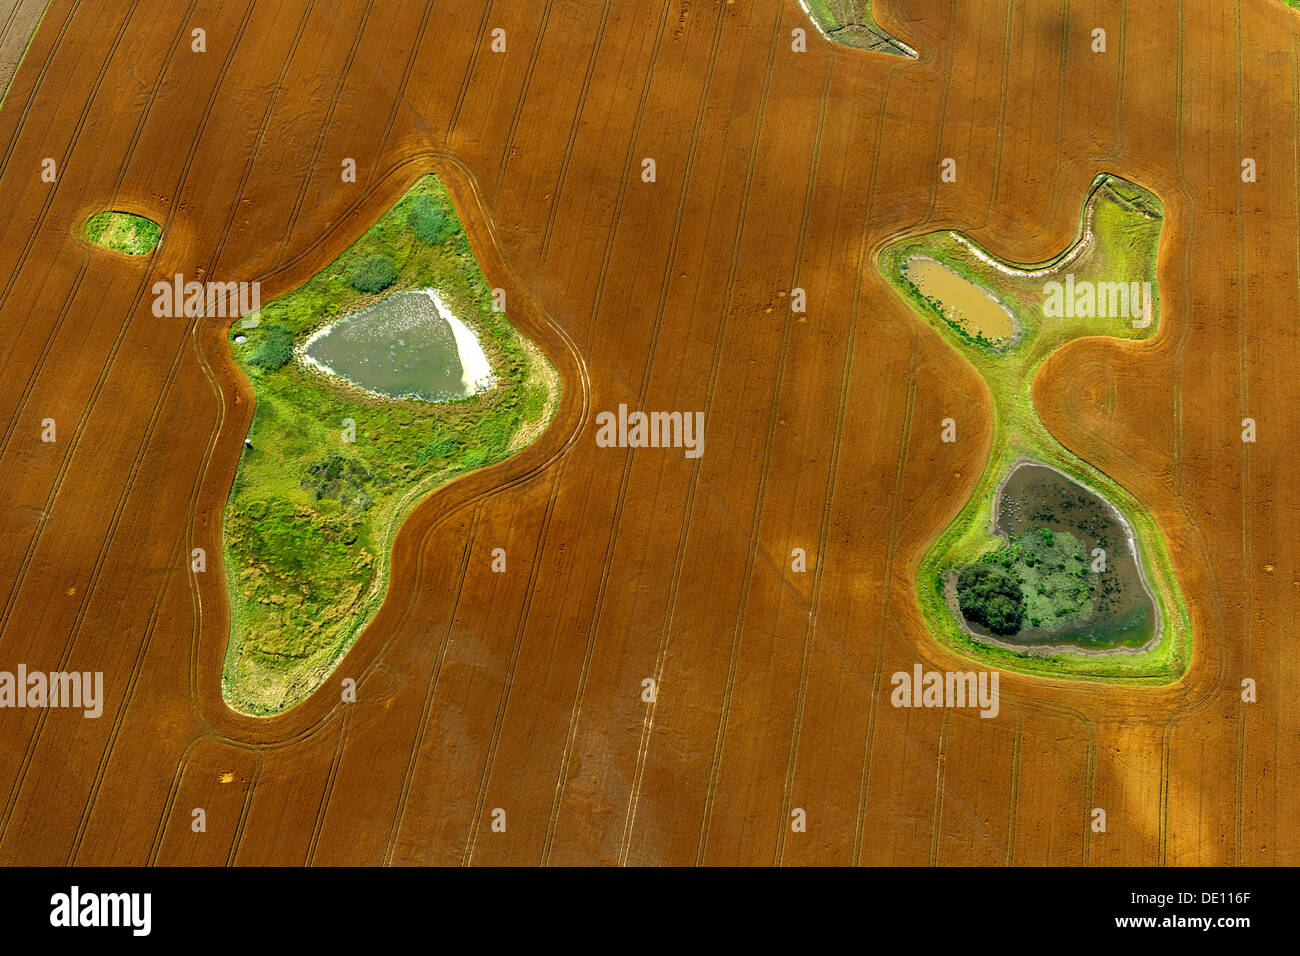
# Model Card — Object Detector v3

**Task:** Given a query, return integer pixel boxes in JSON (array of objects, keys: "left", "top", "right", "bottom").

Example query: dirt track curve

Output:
[{"left": 0, "top": 0, "right": 1294, "bottom": 865}]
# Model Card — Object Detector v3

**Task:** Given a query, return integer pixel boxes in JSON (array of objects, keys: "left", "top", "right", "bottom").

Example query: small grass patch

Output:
[
  {"left": 82, "top": 210, "right": 161, "bottom": 255},
  {"left": 802, "top": 0, "right": 917, "bottom": 56}
]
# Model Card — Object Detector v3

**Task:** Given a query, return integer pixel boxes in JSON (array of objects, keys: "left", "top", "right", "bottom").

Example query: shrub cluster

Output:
[
  {"left": 955, "top": 561, "right": 1025, "bottom": 635},
  {"left": 247, "top": 323, "right": 294, "bottom": 371},
  {"left": 349, "top": 254, "right": 398, "bottom": 293},
  {"left": 408, "top": 194, "right": 450, "bottom": 245}
]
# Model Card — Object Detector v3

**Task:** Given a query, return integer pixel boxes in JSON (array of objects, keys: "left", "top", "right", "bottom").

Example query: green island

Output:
[
  {"left": 878, "top": 173, "right": 1191, "bottom": 682},
  {"left": 223, "top": 174, "right": 559, "bottom": 715},
  {"left": 958, "top": 528, "right": 1094, "bottom": 638},
  {"left": 82, "top": 210, "right": 161, "bottom": 255},
  {"left": 801, "top": 0, "right": 917, "bottom": 57}
]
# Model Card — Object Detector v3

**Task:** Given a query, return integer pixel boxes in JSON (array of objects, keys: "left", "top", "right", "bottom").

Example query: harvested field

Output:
[
  {"left": 0, "top": 0, "right": 1295, "bottom": 868},
  {"left": 0, "top": 0, "right": 45, "bottom": 106}
]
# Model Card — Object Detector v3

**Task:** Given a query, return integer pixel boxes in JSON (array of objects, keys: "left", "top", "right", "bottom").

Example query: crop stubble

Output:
[{"left": 0, "top": 0, "right": 1291, "bottom": 865}]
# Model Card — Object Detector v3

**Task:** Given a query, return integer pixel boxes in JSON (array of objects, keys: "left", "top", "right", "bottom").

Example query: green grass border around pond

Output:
[
  {"left": 918, "top": 441, "right": 1190, "bottom": 684},
  {"left": 802, "top": 0, "right": 917, "bottom": 56},
  {"left": 82, "top": 210, "right": 162, "bottom": 256},
  {"left": 878, "top": 173, "right": 1191, "bottom": 684},
  {"left": 221, "top": 173, "right": 559, "bottom": 715}
]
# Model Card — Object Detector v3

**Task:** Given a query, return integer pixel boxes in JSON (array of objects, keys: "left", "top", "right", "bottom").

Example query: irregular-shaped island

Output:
[
  {"left": 82, "top": 210, "right": 162, "bottom": 255},
  {"left": 222, "top": 174, "right": 559, "bottom": 715},
  {"left": 799, "top": 1, "right": 917, "bottom": 57},
  {"left": 879, "top": 174, "right": 1190, "bottom": 682}
]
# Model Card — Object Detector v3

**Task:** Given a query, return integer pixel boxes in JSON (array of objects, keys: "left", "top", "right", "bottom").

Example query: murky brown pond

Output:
[
  {"left": 904, "top": 256, "right": 1016, "bottom": 346},
  {"left": 978, "top": 461, "right": 1159, "bottom": 650}
]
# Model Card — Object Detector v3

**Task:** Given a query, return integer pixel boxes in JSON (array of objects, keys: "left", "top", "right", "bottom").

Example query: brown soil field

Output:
[
  {"left": 0, "top": 0, "right": 1294, "bottom": 866},
  {"left": 0, "top": 1, "right": 46, "bottom": 105}
]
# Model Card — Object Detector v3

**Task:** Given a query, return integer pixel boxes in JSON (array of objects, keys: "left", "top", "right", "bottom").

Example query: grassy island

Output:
[
  {"left": 879, "top": 174, "right": 1190, "bottom": 683},
  {"left": 222, "top": 174, "right": 559, "bottom": 714},
  {"left": 83, "top": 210, "right": 161, "bottom": 255},
  {"left": 801, "top": 0, "right": 917, "bottom": 57}
]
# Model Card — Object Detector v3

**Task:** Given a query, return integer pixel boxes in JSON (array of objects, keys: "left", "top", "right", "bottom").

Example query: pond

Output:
[
  {"left": 953, "top": 460, "right": 1159, "bottom": 651},
  {"left": 301, "top": 289, "right": 494, "bottom": 402},
  {"left": 904, "top": 256, "right": 1017, "bottom": 347}
]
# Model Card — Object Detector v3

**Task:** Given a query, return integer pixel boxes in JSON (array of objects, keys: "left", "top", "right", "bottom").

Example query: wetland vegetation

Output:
[
  {"left": 879, "top": 174, "right": 1190, "bottom": 682},
  {"left": 952, "top": 462, "right": 1157, "bottom": 651},
  {"left": 222, "top": 174, "right": 558, "bottom": 715},
  {"left": 82, "top": 210, "right": 161, "bottom": 255},
  {"left": 800, "top": 0, "right": 917, "bottom": 56}
]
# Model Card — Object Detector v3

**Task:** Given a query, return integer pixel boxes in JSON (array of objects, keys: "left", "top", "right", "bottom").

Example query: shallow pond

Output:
[
  {"left": 303, "top": 289, "right": 493, "bottom": 402},
  {"left": 959, "top": 461, "right": 1159, "bottom": 651},
  {"left": 904, "top": 256, "right": 1016, "bottom": 346}
]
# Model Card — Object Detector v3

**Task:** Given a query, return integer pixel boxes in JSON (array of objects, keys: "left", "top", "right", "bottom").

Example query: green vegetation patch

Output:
[
  {"left": 1008, "top": 529, "right": 1095, "bottom": 630},
  {"left": 348, "top": 253, "right": 398, "bottom": 293},
  {"left": 408, "top": 193, "right": 452, "bottom": 245},
  {"left": 82, "top": 210, "right": 161, "bottom": 255},
  {"left": 955, "top": 561, "right": 1024, "bottom": 635},
  {"left": 959, "top": 528, "right": 1096, "bottom": 636},
  {"left": 802, "top": 0, "right": 917, "bottom": 56},
  {"left": 247, "top": 323, "right": 294, "bottom": 371},
  {"left": 223, "top": 173, "right": 559, "bottom": 715},
  {"left": 880, "top": 174, "right": 1191, "bottom": 683}
]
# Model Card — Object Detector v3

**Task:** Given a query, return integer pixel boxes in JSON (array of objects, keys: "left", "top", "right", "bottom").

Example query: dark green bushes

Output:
[
  {"left": 955, "top": 562, "right": 1025, "bottom": 635},
  {"left": 408, "top": 194, "right": 450, "bottom": 245},
  {"left": 248, "top": 324, "right": 294, "bottom": 371},
  {"left": 349, "top": 254, "right": 398, "bottom": 293}
]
